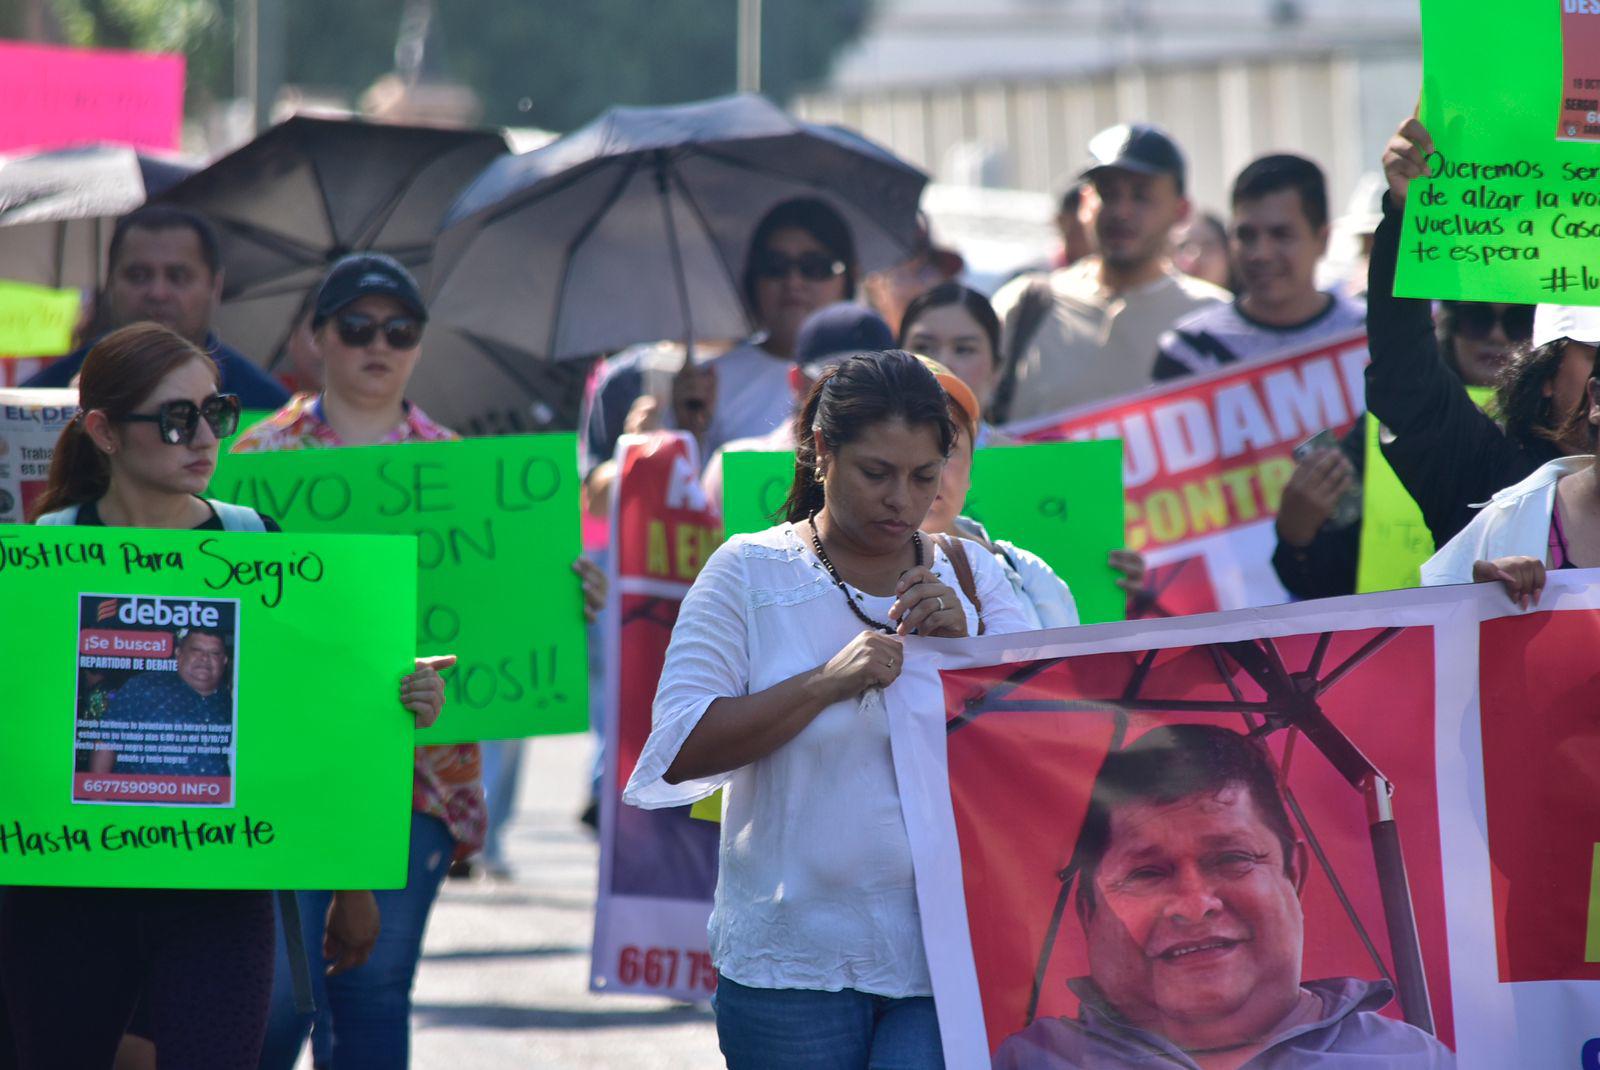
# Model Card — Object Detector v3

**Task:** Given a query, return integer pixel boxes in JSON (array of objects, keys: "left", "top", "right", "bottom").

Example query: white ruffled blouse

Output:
[{"left": 623, "top": 522, "right": 1031, "bottom": 997}]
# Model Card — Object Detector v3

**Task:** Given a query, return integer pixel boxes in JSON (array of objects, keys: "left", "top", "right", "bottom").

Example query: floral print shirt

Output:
[{"left": 232, "top": 393, "right": 486, "bottom": 855}]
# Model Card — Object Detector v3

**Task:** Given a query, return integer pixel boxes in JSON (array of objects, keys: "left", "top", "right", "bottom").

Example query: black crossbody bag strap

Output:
[{"left": 277, "top": 890, "right": 316, "bottom": 1014}]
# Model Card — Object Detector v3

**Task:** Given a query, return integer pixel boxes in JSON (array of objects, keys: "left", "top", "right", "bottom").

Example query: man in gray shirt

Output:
[{"left": 994, "top": 724, "right": 1454, "bottom": 1068}]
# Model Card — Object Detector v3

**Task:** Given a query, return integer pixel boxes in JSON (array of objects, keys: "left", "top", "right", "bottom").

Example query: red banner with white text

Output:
[{"left": 1009, "top": 332, "right": 1369, "bottom": 613}]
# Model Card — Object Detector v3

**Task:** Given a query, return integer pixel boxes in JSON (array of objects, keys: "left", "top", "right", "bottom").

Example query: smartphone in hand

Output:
[{"left": 1292, "top": 428, "right": 1362, "bottom": 529}]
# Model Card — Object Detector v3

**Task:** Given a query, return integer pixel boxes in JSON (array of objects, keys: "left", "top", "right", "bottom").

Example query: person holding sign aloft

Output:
[
  {"left": 1369, "top": 112, "right": 1598, "bottom": 553},
  {"left": 237, "top": 254, "right": 602, "bottom": 1069},
  {"left": 625, "top": 350, "right": 1032, "bottom": 1067},
  {"left": 0, "top": 323, "right": 450, "bottom": 1070}
]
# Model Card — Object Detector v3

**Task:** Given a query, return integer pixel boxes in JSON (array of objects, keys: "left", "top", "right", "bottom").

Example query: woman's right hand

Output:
[
  {"left": 1471, "top": 556, "right": 1546, "bottom": 610},
  {"left": 818, "top": 630, "right": 904, "bottom": 701},
  {"left": 1382, "top": 113, "right": 1434, "bottom": 205},
  {"left": 1276, "top": 448, "right": 1355, "bottom": 547}
]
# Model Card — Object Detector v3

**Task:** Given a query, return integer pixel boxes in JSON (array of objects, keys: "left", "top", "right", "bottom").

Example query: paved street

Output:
[{"left": 386, "top": 734, "right": 718, "bottom": 1068}]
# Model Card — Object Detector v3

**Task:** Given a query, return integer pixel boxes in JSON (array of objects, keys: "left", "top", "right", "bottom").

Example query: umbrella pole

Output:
[{"left": 654, "top": 151, "right": 697, "bottom": 369}]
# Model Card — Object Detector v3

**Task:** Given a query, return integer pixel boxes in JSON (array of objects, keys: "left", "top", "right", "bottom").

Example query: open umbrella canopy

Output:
[
  {"left": 157, "top": 115, "right": 509, "bottom": 373},
  {"left": 429, "top": 93, "right": 928, "bottom": 361},
  {"left": 0, "top": 144, "right": 193, "bottom": 289}
]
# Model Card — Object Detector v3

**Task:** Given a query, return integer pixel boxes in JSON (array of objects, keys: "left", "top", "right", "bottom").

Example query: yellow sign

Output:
[{"left": 0, "top": 281, "right": 79, "bottom": 357}]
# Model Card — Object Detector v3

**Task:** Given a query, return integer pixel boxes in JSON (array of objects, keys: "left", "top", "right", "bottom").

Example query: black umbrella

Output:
[
  {"left": 156, "top": 115, "right": 530, "bottom": 430},
  {"left": 428, "top": 93, "right": 928, "bottom": 361},
  {"left": 0, "top": 144, "right": 194, "bottom": 289}
]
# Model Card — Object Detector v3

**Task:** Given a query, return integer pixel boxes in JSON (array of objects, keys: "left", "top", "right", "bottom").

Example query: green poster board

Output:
[
  {"left": 721, "top": 440, "right": 1127, "bottom": 625},
  {"left": 1395, "top": 2, "right": 1600, "bottom": 304},
  {"left": 0, "top": 280, "right": 79, "bottom": 356},
  {"left": 218, "top": 409, "right": 274, "bottom": 454},
  {"left": 211, "top": 434, "right": 588, "bottom": 743},
  {"left": 0, "top": 525, "right": 416, "bottom": 889},
  {"left": 1356, "top": 387, "right": 1495, "bottom": 594}
]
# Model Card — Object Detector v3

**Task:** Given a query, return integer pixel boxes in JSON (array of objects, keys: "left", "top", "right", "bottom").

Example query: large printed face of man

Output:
[
  {"left": 1078, "top": 782, "right": 1307, "bottom": 1051},
  {"left": 176, "top": 632, "right": 229, "bottom": 697}
]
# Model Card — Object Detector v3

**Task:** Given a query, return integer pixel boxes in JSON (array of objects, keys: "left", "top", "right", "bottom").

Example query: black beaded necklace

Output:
[{"left": 808, "top": 514, "right": 922, "bottom": 634}]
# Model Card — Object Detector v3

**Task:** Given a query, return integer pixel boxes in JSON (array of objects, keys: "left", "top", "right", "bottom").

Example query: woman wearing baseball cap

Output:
[{"left": 240, "top": 254, "right": 604, "bottom": 1068}]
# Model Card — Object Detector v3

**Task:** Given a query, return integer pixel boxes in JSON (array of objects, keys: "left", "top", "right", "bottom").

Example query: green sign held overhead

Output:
[
  {"left": 211, "top": 434, "right": 588, "bottom": 743},
  {"left": 1396, "top": 2, "right": 1600, "bottom": 304},
  {"left": 0, "top": 525, "right": 416, "bottom": 889},
  {"left": 721, "top": 440, "right": 1126, "bottom": 625}
]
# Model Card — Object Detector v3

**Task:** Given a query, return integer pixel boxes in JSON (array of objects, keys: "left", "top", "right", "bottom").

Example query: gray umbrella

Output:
[
  {"left": 156, "top": 115, "right": 531, "bottom": 430},
  {"left": 428, "top": 93, "right": 929, "bottom": 361},
  {"left": 0, "top": 145, "right": 194, "bottom": 289}
]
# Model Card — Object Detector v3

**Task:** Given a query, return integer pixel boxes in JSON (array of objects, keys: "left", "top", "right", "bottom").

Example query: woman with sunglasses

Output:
[
  {"left": 1438, "top": 302, "right": 1536, "bottom": 387},
  {"left": 241, "top": 254, "right": 604, "bottom": 1068},
  {"left": 229, "top": 254, "right": 468, "bottom": 1069},
  {"left": 0, "top": 323, "right": 450, "bottom": 1069},
  {"left": 667, "top": 198, "right": 858, "bottom": 458}
]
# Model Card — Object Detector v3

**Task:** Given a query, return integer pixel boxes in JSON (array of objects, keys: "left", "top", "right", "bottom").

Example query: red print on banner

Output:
[
  {"left": 1478, "top": 609, "right": 1600, "bottom": 982},
  {"left": 1127, "top": 555, "right": 1221, "bottom": 620}
]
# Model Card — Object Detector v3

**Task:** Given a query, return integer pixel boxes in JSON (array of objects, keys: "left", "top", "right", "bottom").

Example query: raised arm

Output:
[{"left": 1368, "top": 116, "right": 1529, "bottom": 545}]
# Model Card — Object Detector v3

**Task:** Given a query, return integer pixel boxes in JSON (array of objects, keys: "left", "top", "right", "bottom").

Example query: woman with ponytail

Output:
[
  {"left": 624, "top": 350, "right": 1031, "bottom": 1067},
  {"left": 0, "top": 323, "right": 450, "bottom": 1069}
]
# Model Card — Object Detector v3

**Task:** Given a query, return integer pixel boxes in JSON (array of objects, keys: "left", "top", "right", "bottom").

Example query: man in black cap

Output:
[
  {"left": 990, "top": 124, "right": 1228, "bottom": 423},
  {"left": 24, "top": 205, "right": 290, "bottom": 409}
]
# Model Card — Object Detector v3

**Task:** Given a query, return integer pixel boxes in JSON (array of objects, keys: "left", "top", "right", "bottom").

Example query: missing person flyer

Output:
[
  {"left": 1561, "top": 0, "right": 1600, "bottom": 141},
  {"left": 73, "top": 594, "right": 240, "bottom": 807}
]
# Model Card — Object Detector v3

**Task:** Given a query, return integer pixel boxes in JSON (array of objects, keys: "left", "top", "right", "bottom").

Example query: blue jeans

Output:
[
  {"left": 713, "top": 975, "right": 946, "bottom": 1070},
  {"left": 258, "top": 813, "right": 455, "bottom": 1070},
  {"left": 478, "top": 739, "right": 525, "bottom": 867}
]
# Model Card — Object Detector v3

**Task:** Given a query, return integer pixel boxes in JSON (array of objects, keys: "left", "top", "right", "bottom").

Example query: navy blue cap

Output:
[
  {"left": 795, "top": 303, "right": 894, "bottom": 376},
  {"left": 1081, "top": 123, "right": 1187, "bottom": 195},
  {"left": 312, "top": 253, "right": 428, "bottom": 328}
]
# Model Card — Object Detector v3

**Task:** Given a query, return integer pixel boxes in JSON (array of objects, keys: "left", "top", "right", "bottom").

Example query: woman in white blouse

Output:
[{"left": 625, "top": 350, "right": 1030, "bottom": 1067}]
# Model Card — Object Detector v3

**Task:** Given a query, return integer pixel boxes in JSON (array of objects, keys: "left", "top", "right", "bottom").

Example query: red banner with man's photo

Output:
[
  {"left": 890, "top": 576, "right": 1600, "bottom": 1068},
  {"left": 590, "top": 431, "right": 722, "bottom": 1001},
  {"left": 1008, "top": 332, "right": 1368, "bottom": 614}
]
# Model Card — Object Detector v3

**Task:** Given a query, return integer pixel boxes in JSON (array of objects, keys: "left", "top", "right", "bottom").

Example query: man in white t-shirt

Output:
[
  {"left": 990, "top": 124, "right": 1228, "bottom": 424},
  {"left": 1154, "top": 154, "right": 1365, "bottom": 381}
]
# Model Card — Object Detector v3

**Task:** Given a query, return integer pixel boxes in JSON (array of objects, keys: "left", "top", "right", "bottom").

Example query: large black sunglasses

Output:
[
  {"left": 119, "top": 393, "right": 241, "bottom": 446},
  {"left": 1454, "top": 303, "right": 1534, "bottom": 343},
  {"left": 335, "top": 312, "right": 423, "bottom": 350},
  {"left": 751, "top": 250, "right": 846, "bottom": 282}
]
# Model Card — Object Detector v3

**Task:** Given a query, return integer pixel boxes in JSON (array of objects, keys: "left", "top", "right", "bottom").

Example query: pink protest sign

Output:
[{"left": 0, "top": 41, "right": 185, "bottom": 153}]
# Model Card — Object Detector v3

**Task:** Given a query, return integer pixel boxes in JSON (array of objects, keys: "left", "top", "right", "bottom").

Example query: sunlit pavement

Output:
[{"left": 334, "top": 732, "right": 719, "bottom": 1068}]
